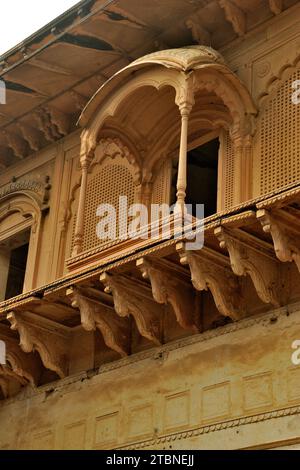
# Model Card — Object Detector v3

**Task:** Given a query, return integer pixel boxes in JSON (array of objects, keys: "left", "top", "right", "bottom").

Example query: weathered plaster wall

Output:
[{"left": 1, "top": 303, "right": 300, "bottom": 450}]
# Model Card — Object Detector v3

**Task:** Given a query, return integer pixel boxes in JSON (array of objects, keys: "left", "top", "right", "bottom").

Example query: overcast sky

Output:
[{"left": 0, "top": 0, "right": 80, "bottom": 55}]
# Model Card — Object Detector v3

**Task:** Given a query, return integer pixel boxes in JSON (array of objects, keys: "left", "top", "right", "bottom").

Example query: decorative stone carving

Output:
[
  {"left": 0, "top": 324, "right": 42, "bottom": 398},
  {"left": 44, "top": 106, "right": 70, "bottom": 136},
  {"left": 93, "top": 137, "right": 142, "bottom": 184},
  {"left": 257, "top": 209, "right": 300, "bottom": 273},
  {"left": 2, "top": 130, "right": 27, "bottom": 159},
  {"left": 100, "top": 272, "right": 162, "bottom": 345},
  {"left": 176, "top": 242, "right": 246, "bottom": 320},
  {"left": 215, "top": 227, "right": 280, "bottom": 306},
  {"left": 66, "top": 286, "right": 130, "bottom": 357},
  {"left": 0, "top": 177, "right": 51, "bottom": 207},
  {"left": 7, "top": 312, "right": 70, "bottom": 379},
  {"left": 136, "top": 257, "right": 198, "bottom": 331},
  {"left": 17, "top": 122, "right": 42, "bottom": 152},
  {"left": 219, "top": 0, "right": 246, "bottom": 37},
  {"left": 0, "top": 366, "right": 26, "bottom": 399},
  {"left": 186, "top": 16, "right": 211, "bottom": 46},
  {"left": 269, "top": 0, "right": 282, "bottom": 15}
]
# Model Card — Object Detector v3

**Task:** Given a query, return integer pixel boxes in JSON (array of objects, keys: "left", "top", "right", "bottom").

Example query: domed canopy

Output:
[
  {"left": 131, "top": 45, "right": 226, "bottom": 71},
  {"left": 79, "top": 45, "right": 256, "bottom": 130}
]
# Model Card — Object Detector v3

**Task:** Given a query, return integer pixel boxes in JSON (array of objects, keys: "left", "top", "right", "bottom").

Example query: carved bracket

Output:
[
  {"left": 219, "top": 0, "right": 246, "bottom": 36},
  {"left": 136, "top": 257, "right": 198, "bottom": 332},
  {"left": 176, "top": 242, "right": 246, "bottom": 320},
  {"left": 215, "top": 227, "right": 280, "bottom": 306},
  {"left": 257, "top": 209, "right": 300, "bottom": 273},
  {"left": 100, "top": 272, "right": 162, "bottom": 345},
  {"left": 7, "top": 312, "right": 70, "bottom": 379},
  {"left": 0, "top": 323, "right": 42, "bottom": 399},
  {"left": 66, "top": 286, "right": 130, "bottom": 357}
]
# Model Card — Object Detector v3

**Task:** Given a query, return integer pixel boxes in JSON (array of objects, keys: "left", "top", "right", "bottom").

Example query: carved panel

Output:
[{"left": 202, "top": 382, "right": 231, "bottom": 422}]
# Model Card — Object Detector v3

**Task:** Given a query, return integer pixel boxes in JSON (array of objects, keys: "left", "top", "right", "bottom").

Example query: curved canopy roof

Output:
[{"left": 79, "top": 45, "right": 256, "bottom": 128}]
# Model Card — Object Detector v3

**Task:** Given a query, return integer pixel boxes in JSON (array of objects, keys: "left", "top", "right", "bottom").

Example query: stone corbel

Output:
[
  {"left": 269, "top": 0, "right": 282, "bottom": 15},
  {"left": 136, "top": 257, "right": 198, "bottom": 332},
  {"left": 176, "top": 242, "right": 246, "bottom": 320},
  {"left": 219, "top": 0, "right": 246, "bottom": 36},
  {"left": 185, "top": 16, "right": 211, "bottom": 45},
  {"left": 0, "top": 366, "right": 27, "bottom": 399},
  {"left": 257, "top": 209, "right": 300, "bottom": 273},
  {"left": 7, "top": 312, "right": 70, "bottom": 379},
  {"left": 215, "top": 227, "right": 280, "bottom": 306},
  {"left": 100, "top": 272, "right": 162, "bottom": 345},
  {"left": 0, "top": 323, "right": 42, "bottom": 398},
  {"left": 66, "top": 286, "right": 130, "bottom": 357}
]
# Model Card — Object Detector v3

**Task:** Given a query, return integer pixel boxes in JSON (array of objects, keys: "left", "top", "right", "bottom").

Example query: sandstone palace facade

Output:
[{"left": 0, "top": 0, "right": 300, "bottom": 450}]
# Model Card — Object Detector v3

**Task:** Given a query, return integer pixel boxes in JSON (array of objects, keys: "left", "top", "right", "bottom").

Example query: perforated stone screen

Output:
[
  {"left": 223, "top": 131, "right": 235, "bottom": 210},
  {"left": 260, "top": 69, "right": 300, "bottom": 194},
  {"left": 82, "top": 163, "right": 135, "bottom": 251}
]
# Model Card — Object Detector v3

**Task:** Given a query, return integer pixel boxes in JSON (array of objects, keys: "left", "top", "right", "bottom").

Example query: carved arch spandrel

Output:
[
  {"left": 215, "top": 226, "right": 281, "bottom": 307},
  {"left": 66, "top": 286, "right": 130, "bottom": 357},
  {"left": 100, "top": 272, "right": 163, "bottom": 345},
  {"left": 7, "top": 312, "right": 71, "bottom": 379},
  {"left": 257, "top": 209, "right": 300, "bottom": 273},
  {"left": 136, "top": 257, "right": 199, "bottom": 332},
  {"left": 176, "top": 242, "right": 246, "bottom": 320}
]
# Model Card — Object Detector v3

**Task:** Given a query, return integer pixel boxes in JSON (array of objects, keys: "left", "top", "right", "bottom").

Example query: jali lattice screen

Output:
[
  {"left": 260, "top": 69, "right": 300, "bottom": 194},
  {"left": 82, "top": 162, "right": 135, "bottom": 251}
]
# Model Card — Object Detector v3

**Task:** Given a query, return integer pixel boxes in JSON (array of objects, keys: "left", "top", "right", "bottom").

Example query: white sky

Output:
[{"left": 0, "top": 1, "right": 80, "bottom": 56}]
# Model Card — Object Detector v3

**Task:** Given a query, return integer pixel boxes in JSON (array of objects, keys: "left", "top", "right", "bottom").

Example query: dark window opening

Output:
[
  {"left": 0, "top": 230, "right": 30, "bottom": 301},
  {"left": 171, "top": 138, "right": 219, "bottom": 218}
]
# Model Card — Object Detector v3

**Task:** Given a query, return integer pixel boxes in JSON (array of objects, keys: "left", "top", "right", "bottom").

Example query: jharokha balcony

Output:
[{"left": 1, "top": 178, "right": 300, "bottom": 399}]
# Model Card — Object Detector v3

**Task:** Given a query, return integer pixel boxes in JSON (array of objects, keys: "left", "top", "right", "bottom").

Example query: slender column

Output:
[
  {"left": 72, "top": 152, "right": 93, "bottom": 257},
  {"left": 176, "top": 90, "right": 194, "bottom": 213},
  {"left": 231, "top": 134, "right": 244, "bottom": 206}
]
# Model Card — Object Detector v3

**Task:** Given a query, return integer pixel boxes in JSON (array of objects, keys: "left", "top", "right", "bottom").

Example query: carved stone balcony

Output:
[{"left": 1, "top": 181, "right": 300, "bottom": 399}]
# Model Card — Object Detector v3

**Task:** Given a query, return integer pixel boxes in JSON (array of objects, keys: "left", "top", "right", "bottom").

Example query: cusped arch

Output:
[
  {"left": 0, "top": 191, "right": 42, "bottom": 235},
  {"left": 79, "top": 45, "right": 257, "bottom": 155}
]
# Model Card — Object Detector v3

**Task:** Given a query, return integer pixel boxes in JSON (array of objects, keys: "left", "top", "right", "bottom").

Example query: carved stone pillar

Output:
[
  {"left": 72, "top": 149, "right": 94, "bottom": 257},
  {"left": 175, "top": 81, "right": 194, "bottom": 213}
]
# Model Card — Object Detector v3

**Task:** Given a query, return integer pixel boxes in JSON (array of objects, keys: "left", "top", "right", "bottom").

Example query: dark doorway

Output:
[
  {"left": 4, "top": 231, "right": 30, "bottom": 300},
  {"left": 171, "top": 137, "right": 219, "bottom": 217}
]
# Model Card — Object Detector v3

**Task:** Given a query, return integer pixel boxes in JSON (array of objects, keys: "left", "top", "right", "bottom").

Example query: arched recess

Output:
[
  {"left": 66, "top": 130, "right": 142, "bottom": 257},
  {"left": 253, "top": 61, "right": 300, "bottom": 197},
  {"left": 70, "top": 46, "right": 256, "bottom": 259},
  {"left": 0, "top": 190, "right": 44, "bottom": 297}
]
